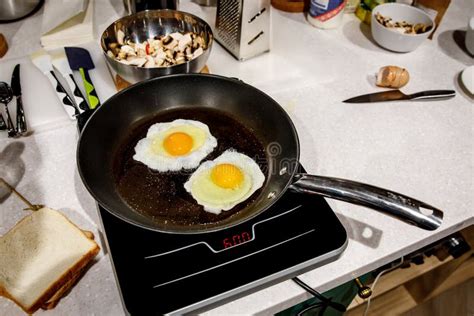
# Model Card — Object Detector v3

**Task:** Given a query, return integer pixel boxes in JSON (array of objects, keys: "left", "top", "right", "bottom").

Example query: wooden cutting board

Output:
[{"left": 271, "top": 0, "right": 310, "bottom": 12}]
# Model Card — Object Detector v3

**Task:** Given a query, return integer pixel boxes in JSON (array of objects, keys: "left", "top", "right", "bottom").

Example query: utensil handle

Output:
[
  {"left": 66, "top": 74, "right": 88, "bottom": 112},
  {"left": 15, "top": 95, "right": 27, "bottom": 135},
  {"left": 3, "top": 103, "right": 16, "bottom": 137},
  {"left": 79, "top": 68, "right": 100, "bottom": 109},
  {"left": 0, "top": 114, "right": 6, "bottom": 131},
  {"left": 289, "top": 174, "right": 443, "bottom": 231},
  {"left": 45, "top": 71, "right": 78, "bottom": 120},
  {"left": 409, "top": 90, "right": 456, "bottom": 101}
]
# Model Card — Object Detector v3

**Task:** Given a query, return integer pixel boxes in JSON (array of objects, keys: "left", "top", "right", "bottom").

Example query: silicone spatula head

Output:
[{"left": 64, "top": 47, "right": 95, "bottom": 70}]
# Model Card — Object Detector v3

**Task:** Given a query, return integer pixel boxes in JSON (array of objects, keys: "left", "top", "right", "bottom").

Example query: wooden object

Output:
[
  {"left": 271, "top": 0, "right": 310, "bottom": 12},
  {"left": 347, "top": 225, "right": 474, "bottom": 315},
  {"left": 347, "top": 257, "right": 474, "bottom": 316},
  {"left": 114, "top": 65, "right": 210, "bottom": 91},
  {"left": 416, "top": 0, "right": 451, "bottom": 39},
  {"left": 0, "top": 34, "right": 8, "bottom": 58}
]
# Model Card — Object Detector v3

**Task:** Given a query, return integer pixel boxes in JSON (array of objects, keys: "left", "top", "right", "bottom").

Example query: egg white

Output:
[
  {"left": 133, "top": 119, "right": 217, "bottom": 172},
  {"left": 184, "top": 150, "right": 265, "bottom": 214}
]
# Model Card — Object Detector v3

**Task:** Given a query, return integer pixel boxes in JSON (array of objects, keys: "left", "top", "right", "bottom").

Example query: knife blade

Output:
[
  {"left": 343, "top": 90, "right": 456, "bottom": 103},
  {"left": 11, "top": 64, "right": 27, "bottom": 135}
]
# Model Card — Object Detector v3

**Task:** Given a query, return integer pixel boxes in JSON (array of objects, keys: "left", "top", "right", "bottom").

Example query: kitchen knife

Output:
[
  {"left": 51, "top": 49, "right": 89, "bottom": 112},
  {"left": 343, "top": 90, "right": 456, "bottom": 103},
  {"left": 30, "top": 49, "right": 79, "bottom": 120},
  {"left": 11, "top": 64, "right": 27, "bottom": 135},
  {"left": 64, "top": 47, "right": 101, "bottom": 109}
]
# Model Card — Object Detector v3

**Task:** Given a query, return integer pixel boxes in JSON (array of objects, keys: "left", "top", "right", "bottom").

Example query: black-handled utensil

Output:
[
  {"left": 11, "top": 64, "right": 27, "bottom": 135},
  {"left": 51, "top": 49, "right": 89, "bottom": 112},
  {"left": 343, "top": 90, "right": 456, "bottom": 103},
  {"left": 0, "top": 82, "right": 16, "bottom": 137},
  {"left": 65, "top": 47, "right": 101, "bottom": 109}
]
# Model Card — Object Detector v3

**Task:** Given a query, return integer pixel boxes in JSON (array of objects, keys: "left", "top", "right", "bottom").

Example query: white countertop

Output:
[{"left": 1, "top": 1, "right": 473, "bottom": 315}]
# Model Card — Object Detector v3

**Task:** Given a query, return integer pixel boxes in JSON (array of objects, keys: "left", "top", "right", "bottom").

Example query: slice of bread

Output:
[
  {"left": 0, "top": 208, "right": 100, "bottom": 314},
  {"left": 41, "top": 230, "right": 96, "bottom": 311}
]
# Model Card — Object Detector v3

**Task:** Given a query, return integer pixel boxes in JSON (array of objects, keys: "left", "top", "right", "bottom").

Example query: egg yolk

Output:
[
  {"left": 211, "top": 164, "right": 244, "bottom": 189},
  {"left": 163, "top": 132, "right": 194, "bottom": 156}
]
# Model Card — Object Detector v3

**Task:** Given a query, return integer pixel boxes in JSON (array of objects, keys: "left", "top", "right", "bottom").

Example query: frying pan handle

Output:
[{"left": 289, "top": 174, "right": 443, "bottom": 231}]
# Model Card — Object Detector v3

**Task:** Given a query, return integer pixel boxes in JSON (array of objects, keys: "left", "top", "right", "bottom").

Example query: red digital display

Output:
[{"left": 223, "top": 231, "right": 251, "bottom": 249}]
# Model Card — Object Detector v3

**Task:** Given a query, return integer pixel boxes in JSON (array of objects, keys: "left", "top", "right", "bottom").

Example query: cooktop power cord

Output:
[
  {"left": 292, "top": 277, "right": 346, "bottom": 315},
  {"left": 364, "top": 256, "right": 405, "bottom": 316}
]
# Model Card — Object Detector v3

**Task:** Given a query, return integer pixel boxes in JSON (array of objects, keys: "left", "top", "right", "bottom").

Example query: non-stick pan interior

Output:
[{"left": 77, "top": 74, "right": 299, "bottom": 233}]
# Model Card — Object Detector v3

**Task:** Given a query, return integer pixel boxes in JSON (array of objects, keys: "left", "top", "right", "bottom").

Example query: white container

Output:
[
  {"left": 371, "top": 3, "right": 434, "bottom": 53},
  {"left": 307, "top": 0, "right": 346, "bottom": 29}
]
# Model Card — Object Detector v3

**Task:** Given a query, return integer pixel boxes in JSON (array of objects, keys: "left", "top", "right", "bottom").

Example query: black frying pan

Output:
[{"left": 77, "top": 74, "right": 443, "bottom": 233}]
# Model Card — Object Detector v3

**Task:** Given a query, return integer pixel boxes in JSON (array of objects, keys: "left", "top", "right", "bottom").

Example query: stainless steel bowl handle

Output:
[{"left": 289, "top": 174, "right": 443, "bottom": 231}]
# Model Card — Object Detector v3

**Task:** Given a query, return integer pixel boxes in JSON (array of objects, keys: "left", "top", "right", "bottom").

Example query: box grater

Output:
[{"left": 215, "top": 0, "right": 271, "bottom": 60}]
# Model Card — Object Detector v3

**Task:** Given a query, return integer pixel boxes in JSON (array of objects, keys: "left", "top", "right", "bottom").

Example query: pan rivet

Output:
[{"left": 267, "top": 191, "right": 276, "bottom": 199}]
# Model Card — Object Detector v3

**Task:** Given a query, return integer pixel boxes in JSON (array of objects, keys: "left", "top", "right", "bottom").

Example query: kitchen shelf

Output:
[{"left": 346, "top": 225, "right": 474, "bottom": 315}]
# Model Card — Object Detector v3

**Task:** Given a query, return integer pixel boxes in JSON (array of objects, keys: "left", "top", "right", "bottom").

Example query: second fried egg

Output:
[
  {"left": 184, "top": 150, "right": 265, "bottom": 214},
  {"left": 133, "top": 119, "right": 217, "bottom": 172}
]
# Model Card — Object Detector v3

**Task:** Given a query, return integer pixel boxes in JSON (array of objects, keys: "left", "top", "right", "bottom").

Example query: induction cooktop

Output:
[{"left": 97, "top": 169, "right": 348, "bottom": 315}]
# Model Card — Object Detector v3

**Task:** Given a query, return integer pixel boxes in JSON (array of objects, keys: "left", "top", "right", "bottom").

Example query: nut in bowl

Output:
[
  {"left": 371, "top": 3, "right": 435, "bottom": 53},
  {"left": 100, "top": 10, "right": 213, "bottom": 84}
]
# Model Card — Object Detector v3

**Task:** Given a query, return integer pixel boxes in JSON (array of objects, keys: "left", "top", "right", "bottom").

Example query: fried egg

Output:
[
  {"left": 184, "top": 150, "right": 265, "bottom": 214},
  {"left": 133, "top": 119, "right": 217, "bottom": 172}
]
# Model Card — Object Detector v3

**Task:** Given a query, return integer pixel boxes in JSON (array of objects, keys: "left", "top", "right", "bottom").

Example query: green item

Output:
[
  {"left": 276, "top": 274, "right": 371, "bottom": 316},
  {"left": 363, "top": 0, "right": 395, "bottom": 10},
  {"left": 79, "top": 68, "right": 100, "bottom": 109}
]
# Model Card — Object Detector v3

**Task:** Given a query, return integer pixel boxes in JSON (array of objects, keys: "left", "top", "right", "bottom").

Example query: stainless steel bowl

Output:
[
  {"left": 0, "top": 0, "right": 44, "bottom": 23},
  {"left": 100, "top": 10, "right": 213, "bottom": 84}
]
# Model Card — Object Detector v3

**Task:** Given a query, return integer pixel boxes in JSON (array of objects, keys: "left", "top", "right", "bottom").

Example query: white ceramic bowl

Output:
[{"left": 371, "top": 3, "right": 435, "bottom": 53}]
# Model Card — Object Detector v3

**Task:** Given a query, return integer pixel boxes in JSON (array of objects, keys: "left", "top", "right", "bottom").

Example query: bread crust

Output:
[{"left": 0, "top": 209, "right": 100, "bottom": 314}]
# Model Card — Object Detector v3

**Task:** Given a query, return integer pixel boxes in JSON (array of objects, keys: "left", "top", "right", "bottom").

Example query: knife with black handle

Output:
[
  {"left": 343, "top": 90, "right": 456, "bottom": 103},
  {"left": 11, "top": 64, "right": 27, "bottom": 135}
]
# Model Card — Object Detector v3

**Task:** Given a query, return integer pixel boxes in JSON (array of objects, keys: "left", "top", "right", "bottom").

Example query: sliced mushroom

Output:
[
  {"left": 170, "top": 32, "right": 184, "bottom": 41},
  {"left": 155, "top": 48, "right": 167, "bottom": 60},
  {"left": 150, "top": 39, "right": 162, "bottom": 50},
  {"left": 175, "top": 52, "right": 186, "bottom": 64},
  {"left": 193, "top": 47, "right": 203, "bottom": 59},
  {"left": 144, "top": 56, "right": 155, "bottom": 68},
  {"left": 185, "top": 46, "right": 193, "bottom": 60},
  {"left": 120, "top": 45, "right": 136, "bottom": 56},
  {"left": 121, "top": 57, "right": 147, "bottom": 66},
  {"left": 178, "top": 33, "right": 192, "bottom": 52},
  {"left": 154, "top": 57, "right": 165, "bottom": 66},
  {"left": 117, "top": 30, "right": 125, "bottom": 45},
  {"left": 118, "top": 51, "right": 127, "bottom": 59},
  {"left": 164, "top": 39, "right": 178, "bottom": 50},
  {"left": 109, "top": 30, "right": 207, "bottom": 68},
  {"left": 162, "top": 35, "right": 172, "bottom": 45}
]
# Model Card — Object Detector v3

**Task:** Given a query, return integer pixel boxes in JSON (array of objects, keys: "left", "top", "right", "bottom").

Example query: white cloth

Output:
[{"left": 40, "top": 0, "right": 94, "bottom": 49}]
